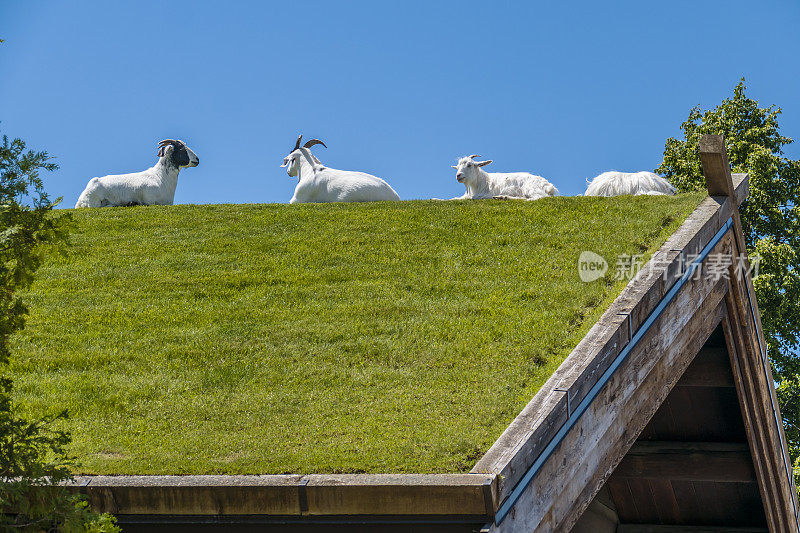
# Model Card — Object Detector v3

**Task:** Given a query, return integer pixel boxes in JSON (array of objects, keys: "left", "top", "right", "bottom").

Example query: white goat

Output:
[
  {"left": 75, "top": 139, "right": 199, "bottom": 208},
  {"left": 443, "top": 155, "right": 559, "bottom": 200},
  {"left": 584, "top": 171, "right": 675, "bottom": 197},
  {"left": 281, "top": 135, "right": 400, "bottom": 203}
]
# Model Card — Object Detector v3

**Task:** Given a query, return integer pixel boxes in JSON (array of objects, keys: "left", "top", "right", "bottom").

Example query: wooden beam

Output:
[
  {"left": 618, "top": 525, "right": 767, "bottom": 533},
  {"left": 700, "top": 134, "right": 736, "bottom": 198},
  {"left": 732, "top": 173, "right": 749, "bottom": 207},
  {"left": 725, "top": 226, "right": 800, "bottom": 531},
  {"left": 613, "top": 441, "right": 755, "bottom": 482},
  {"left": 723, "top": 305, "right": 782, "bottom": 533},
  {"left": 700, "top": 136, "right": 751, "bottom": 283},
  {"left": 675, "top": 346, "right": 735, "bottom": 388},
  {"left": 570, "top": 486, "right": 619, "bottom": 533},
  {"left": 69, "top": 473, "right": 496, "bottom": 517}
]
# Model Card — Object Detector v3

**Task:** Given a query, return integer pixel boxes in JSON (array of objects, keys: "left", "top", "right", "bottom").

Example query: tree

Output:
[
  {"left": 657, "top": 80, "right": 800, "bottom": 476},
  {"left": 0, "top": 130, "right": 119, "bottom": 531}
]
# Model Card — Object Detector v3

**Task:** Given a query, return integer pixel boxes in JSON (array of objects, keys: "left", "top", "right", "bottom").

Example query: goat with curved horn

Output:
[
  {"left": 303, "top": 139, "right": 327, "bottom": 149},
  {"left": 280, "top": 135, "right": 400, "bottom": 203},
  {"left": 76, "top": 138, "right": 199, "bottom": 208}
]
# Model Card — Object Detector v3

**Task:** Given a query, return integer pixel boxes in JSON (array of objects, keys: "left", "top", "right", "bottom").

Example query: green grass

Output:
[{"left": 10, "top": 195, "right": 703, "bottom": 475}]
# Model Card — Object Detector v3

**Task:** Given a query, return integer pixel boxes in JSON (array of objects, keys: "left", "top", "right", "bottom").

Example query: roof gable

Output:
[{"left": 487, "top": 137, "right": 798, "bottom": 532}]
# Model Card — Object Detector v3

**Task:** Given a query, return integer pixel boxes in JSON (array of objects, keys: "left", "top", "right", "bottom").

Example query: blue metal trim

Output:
[{"left": 494, "top": 218, "right": 734, "bottom": 525}]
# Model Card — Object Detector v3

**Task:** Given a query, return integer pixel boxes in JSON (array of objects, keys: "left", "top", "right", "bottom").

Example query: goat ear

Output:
[
  {"left": 157, "top": 144, "right": 173, "bottom": 158},
  {"left": 475, "top": 160, "right": 493, "bottom": 167}
]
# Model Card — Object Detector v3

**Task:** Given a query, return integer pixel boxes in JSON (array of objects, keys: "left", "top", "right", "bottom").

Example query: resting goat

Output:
[
  {"left": 281, "top": 135, "right": 400, "bottom": 203},
  {"left": 584, "top": 171, "right": 675, "bottom": 197},
  {"left": 444, "top": 155, "right": 558, "bottom": 200},
  {"left": 75, "top": 139, "right": 199, "bottom": 208}
]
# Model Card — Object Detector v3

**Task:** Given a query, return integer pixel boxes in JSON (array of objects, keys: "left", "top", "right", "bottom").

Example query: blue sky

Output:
[{"left": 2, "top": 1, "right": 799, "bottom": 205}]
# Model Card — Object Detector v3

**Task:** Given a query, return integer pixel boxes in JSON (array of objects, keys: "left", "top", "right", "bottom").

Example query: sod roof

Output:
[{"left": 10, "top": 195, "right": 703, "bottom": 475}]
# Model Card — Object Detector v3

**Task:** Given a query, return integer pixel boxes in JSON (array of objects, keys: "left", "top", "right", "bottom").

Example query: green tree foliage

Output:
[
  {"left": 0, "top": 130, "right": 119, "bottom": 531},
  {"left": 657, "top": 80, "right": 800, "bottom": 475}
]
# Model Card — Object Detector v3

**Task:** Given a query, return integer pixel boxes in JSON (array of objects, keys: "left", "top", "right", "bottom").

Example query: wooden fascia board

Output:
[{"left": 68, "top": 473, "right": 497, "bottom": 517}]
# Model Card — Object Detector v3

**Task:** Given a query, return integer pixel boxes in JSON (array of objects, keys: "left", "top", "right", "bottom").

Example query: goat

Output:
[
  {"left": 281, "top": 135, "right": 400, "bottom": 203},
  {"left": 584, "top": 171, "right": 675, "bottom": 197},
  {"left": 75, "top": 139, "right": 199, "bottom": 208},
  {"left": 443, "top": 155, "right": 559, "bottom": 200}
]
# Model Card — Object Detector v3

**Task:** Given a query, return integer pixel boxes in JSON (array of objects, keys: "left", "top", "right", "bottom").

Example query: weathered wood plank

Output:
[
  {"left": 700, "top": 134, "right": 736, "bottom": 198},
  {"left": 470, "top": 388, "right": 569, "bottom": 487},
  {"left": 545, "top": 285, "right": 730, "bottom": 533},
  {"left": 626, "top": 478, "right": 659, "bottom": 522},
  {"left": 304, "top": 474, "right": 494, "bottom": 516},
  {"left": 69, "top": 473, "right": 495, "bottom": 517},
  {"left": 491, "top": 236, "right": 731, "bottom": 533},
  {"left": 675, "top": 346, "right": 735, "bottom": 388},
  {"left": 72, "top": 475, "right": 302, "bottom": 516},
  {"left": 732, "top": 227, "right": 798, "bottom": 519},
  {"left": 607, "top": 478, "right": 638, "bottom": 524},
  {"left": 613, "top": 442, "right": 754, "bottom": 482},
  {"left": 732, "top": 173, "right": 749, "bottom": 207},
  {"left": 569, "top": 486, "right": 619, "bottom": 533},
  {"left": 640, "top": 385, "right": 745, "bottom": 442},
  {"left": 726, "top": 228, "right": 799, "bottom": 531},
  {"left": 723, "top": 301, "right": 785, "bottom": 533},
  {"left": 647, "top": 479, "right": 681, "bottom": 524},
  {"left": 541, "top": 236, "right": 733, "bottom": 532},
  {"left": 669, "top": 479, "right": 702, "bottom": 525}
]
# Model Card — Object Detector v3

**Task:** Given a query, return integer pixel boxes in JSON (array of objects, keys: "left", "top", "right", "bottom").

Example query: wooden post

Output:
[
  {"left": 699, "top": 134, "right": 748, "bottom": 256},
  {"left": 699, "top": 134, "right": 736, "bottom": 199}
]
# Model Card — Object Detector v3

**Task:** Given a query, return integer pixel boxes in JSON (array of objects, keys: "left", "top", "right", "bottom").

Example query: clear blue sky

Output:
[{"left": 2, "top": 1, "right": 799, "bottom": 205}]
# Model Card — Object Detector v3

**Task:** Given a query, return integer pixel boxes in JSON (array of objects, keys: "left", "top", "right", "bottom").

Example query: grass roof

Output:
[{"left": 11, "top": 195, "right": 703, "bottom": 475}]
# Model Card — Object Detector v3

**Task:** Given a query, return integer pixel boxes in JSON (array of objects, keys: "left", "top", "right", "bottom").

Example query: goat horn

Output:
[
  {"left": 158, "top": 139, "right": 180, "bottom": 146},
  {"left": 293, "top": 135, "right": 303, "bottom": 151},
  {"left": 303, "top": 139, "right": 327, "bottom": 149},
  {"left": 468, "top": 154, "right": 481, "bottom": 159}
]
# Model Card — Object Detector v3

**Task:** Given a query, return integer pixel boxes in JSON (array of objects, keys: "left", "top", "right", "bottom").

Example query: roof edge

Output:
[
  {"left": 67, "top": 473, "right": 497, "bottom": 517},
  {"left": 472, "top": 175, "right": 748, "bottom": 503}
]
